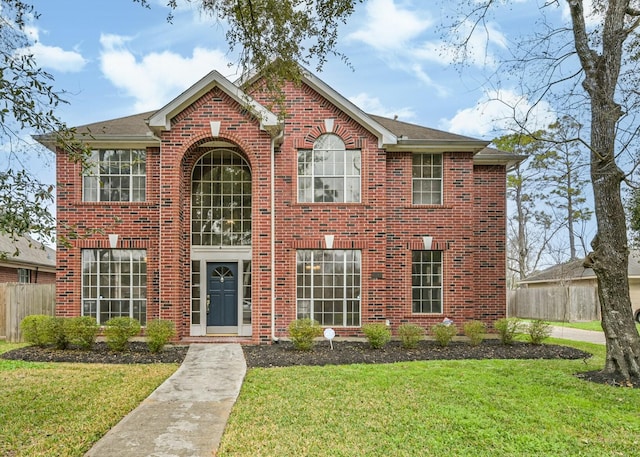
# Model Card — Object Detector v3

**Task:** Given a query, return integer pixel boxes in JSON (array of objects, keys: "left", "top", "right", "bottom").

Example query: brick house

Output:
[
  {"left": 41, "top": 68, "right": 522, "bottom": 343},
  {"left": 0, "top": 234, "right": 56, "bottom": 284}
]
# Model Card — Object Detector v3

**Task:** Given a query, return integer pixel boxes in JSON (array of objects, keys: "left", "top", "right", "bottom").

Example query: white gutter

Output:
[{"left": 271, "top": 129, "right": 284, "bottom": 342}]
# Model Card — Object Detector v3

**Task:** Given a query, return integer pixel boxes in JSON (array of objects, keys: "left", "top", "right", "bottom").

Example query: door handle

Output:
[{"left": 206, "top": 294, "right": 211, "bottom": 313}]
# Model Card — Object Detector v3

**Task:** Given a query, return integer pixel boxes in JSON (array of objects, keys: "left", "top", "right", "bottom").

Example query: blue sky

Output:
[{"left": 24, "top": 0, "right": 568, "bottom": 139}]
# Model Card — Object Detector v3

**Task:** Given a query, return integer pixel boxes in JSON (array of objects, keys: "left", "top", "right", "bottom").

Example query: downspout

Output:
[{"left": 271, "top": 129, "right": 284, "bottom": 343}]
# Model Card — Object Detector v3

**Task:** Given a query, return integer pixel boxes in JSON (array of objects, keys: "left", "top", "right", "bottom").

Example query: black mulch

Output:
[{"left": 4, "top": 339, "right": 638, "bottom": 388}]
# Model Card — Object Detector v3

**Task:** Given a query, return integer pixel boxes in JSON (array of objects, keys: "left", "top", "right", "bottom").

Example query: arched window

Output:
[
  {"left": 298, "top": 133, "right": 361, "bottom": 203},
  {"left": 191, "top": 149, "right": 251, "bottom": 246}
]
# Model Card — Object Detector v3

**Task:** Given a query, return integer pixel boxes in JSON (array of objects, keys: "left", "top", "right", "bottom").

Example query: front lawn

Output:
[
  {"left": 219, "top": 339, "right": 640, "bottom": 457},
  {"left": 0, "top": 341, "right": 179, "bottom": 457}
]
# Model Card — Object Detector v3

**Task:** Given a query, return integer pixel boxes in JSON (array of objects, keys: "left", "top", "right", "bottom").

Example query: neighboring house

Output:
[
  {"left": 38, "top": 68, "right": 523, "bottom": 342},
  {"left": 517, "top": 254, "right": 640, "bottom": 323},
  {"left": 0, "top": 234, "right": 56, "bottom": 284}
]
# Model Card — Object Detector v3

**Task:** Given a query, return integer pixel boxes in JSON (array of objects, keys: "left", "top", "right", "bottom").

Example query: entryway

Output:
[{"left": 206, "top": 262, "right": 238, "bottom": 333}]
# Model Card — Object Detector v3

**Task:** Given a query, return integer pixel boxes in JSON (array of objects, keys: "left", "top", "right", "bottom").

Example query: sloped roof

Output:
[
  {"left": 520, "top": 252, "right": 640, "bottom": 284},
  {"left": 0, "top": 233, "right": 56, "bottom": 270}
]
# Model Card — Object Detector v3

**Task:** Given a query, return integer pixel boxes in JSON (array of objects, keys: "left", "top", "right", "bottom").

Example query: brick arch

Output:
[
  {"left": 178, "top": 130, "right": 259, "bottom": 169},
  {"left": 302, "top": 124, "right": 359, "bottom": 149}
]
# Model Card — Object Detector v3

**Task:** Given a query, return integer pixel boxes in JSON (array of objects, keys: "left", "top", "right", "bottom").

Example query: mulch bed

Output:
[{"left": 4, "top": 339, "right": 638, "bottom": 388}]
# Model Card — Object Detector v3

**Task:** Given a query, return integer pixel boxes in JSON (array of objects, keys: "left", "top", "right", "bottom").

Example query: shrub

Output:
[
  {"left": 431, "top": 323, "right": 457, "bottom": 347},
  {"left": 49, "top": 317, "right": 70, "bottom": 350},
  {"left": 398, "top": 323, "right": 424, "bottom": 349},
  {"left": 20, "top": 315, "right": 54, "bottom": 347},
  {"left": 146, "top": 319, "right": 176, "bottom": 353},
  {"left": 288, "top": 318, "right": 323, "bottom": 351},
  {"left": 362, "top": 323, "right": 392, "bottom": 349},
  {"left": 463, "top": 321, "right": 486, "bottom": 347},
  {"left": 494, "top": 318, "right": 522, "bottom": 345},
  {"left": 527, "top": 319, "right": 551, "bottom": 345},
  {"left": 65, "top": 316, "right": 99, "bottom": 350},
  {"left": 104, "top": 317, "right": 141, "bottom": 352}
]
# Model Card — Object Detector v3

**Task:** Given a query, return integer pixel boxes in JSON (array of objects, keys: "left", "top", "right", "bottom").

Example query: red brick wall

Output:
[
  {"left": 0, "top": 266, "right": 56, "bottom": 284},
  {"left": 55, "top": 78, "right": 508, "bottom": 341}
]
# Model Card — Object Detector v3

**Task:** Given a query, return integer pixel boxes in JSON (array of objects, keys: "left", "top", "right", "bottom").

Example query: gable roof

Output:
[
  {"left": 520, "top": 252, "right": 640, "bottom": 285},
  {"left": 34, "top": 67, "right": 524, "bottom": 168},
  {"left": 0, "top": 233, "right": 56, "bottom": 271},
  {"left": 147, "top": 69, "right": 281, "bottom": 135}
]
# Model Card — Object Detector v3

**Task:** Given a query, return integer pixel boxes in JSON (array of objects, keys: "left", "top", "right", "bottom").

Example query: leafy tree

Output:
[
  {"left": 532, "top": 116, "right": 593, "bottom": 261},
  {"left": 494, "top": 132, "right": 557, "bottom": 283},
  {"left": 0, "top": 0, "right": 87, "bottom": 251}
]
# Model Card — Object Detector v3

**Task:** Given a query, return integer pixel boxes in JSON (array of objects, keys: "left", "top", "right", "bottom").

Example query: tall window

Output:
[
  {"left": 83, "top": 149, "right": 146, "bottom": 202},
  {"left": 412, "top": 251, "right": 442, "bottom": 314},
  {"left": 297, "top": 250, "right": 361, "bottom": 326},
  {"left": 192, "top": 149, "right": 252, "bottom": 246},
  {"left": 298, "top": 134, "right": 361, "bottom": 203},
  {"left": 82, "top": 249, "right": 147, "bottom": 324},
  {"left": 412, "top": 153, "right": 442, "bottom": 205}
]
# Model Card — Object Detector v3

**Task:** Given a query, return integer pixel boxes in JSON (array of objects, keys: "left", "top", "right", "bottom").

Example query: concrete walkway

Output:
[
  {"left": 549, "top": 325, "right": 606, "bottom": 345},
  {"left": 84, "top": 344, "right": 246, "bottom": 457}
]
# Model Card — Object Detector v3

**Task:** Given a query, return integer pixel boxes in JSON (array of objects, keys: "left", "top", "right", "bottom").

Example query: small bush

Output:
[
  {"left": 20, "top": 315, "right": 54, "bottom": 347},
  {"left": 463, "top": 321, "right": 486, "bottom": 346},
  {"left": 432, "top": 323, "right": 457, "bottom": 347},
  {"left": 146, "top": 319, "right": 176, "bottom": 353},
  {"left": 494, "top": 318, "right": 522, "bottom": 345},
  {"left": 527, "top": 319, "right": 551, "bottom": 345},
  {"left": 362, "top": 323, "right": 392, "bottom": 349},
  {"left": 104, "top": 317, "right": 141, "bottom": 352},
  {"left": 65, "top": 316, "right": 99, "bottom": 350},
  {"left": 398, "top": 323, "right": 424, "bottom": 349},
  {"left": 288, "top": 318, "right": 323, "bottom": 351},
  {"left": 49, "top": 317, "right": 70, "bottom": 350}
]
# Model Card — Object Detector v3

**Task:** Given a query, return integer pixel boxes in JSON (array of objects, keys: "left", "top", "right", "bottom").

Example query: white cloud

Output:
[
  {"left": 347, "top": 0, "right": 432, "bottom": 51},
  {"left": 348, "top": 93, "right": 416, "bottom": 120},
  {"left": 439, "top": 89, "right": 556, "bottom": 138},
  {"left": 99, "top": 34, "right": 237, "bottom": 112},
  {"left": 17, "top": 24, "right": 87, "bottom": 73}
]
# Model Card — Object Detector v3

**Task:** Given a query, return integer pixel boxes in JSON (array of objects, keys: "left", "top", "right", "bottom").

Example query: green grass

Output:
[
  {"left": 547, "top": 320, "right": 640, "bottom": 333},
  {"left": 0, "top": 341, "right": 179, "bottom": 457},
  {"left": 219, "top": 339, "right": 640, "bottom": 457}
]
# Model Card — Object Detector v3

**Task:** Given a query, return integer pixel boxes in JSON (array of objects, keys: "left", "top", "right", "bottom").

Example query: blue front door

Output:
[{"left": 206, "top": 262, "right": 238, "bottom": 327}]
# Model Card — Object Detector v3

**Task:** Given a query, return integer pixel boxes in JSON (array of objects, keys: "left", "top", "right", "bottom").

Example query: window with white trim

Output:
[
  {"left": 83, "top": 149, "right": 146, "bottom": 202},
  {"left": 82, "top": 249, "right": 147, "bottom": 324},
  {"left": 298, "top": 134, "right": 361, "bottom": 203},
  {"left": 412, "top": 153, "right": 442, "bottom": 205},
  {"left": 412, "top": 251, "right": 443, "bottom": 314},
  {"left": 17, "top": 268, "right": 31, "bottom": 283},
  {"left": 296, "top": 250, "right": 361, "bottom": 326}
]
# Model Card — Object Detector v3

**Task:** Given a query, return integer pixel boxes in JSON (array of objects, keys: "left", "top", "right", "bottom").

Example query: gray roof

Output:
[
  {"left": 0, "top": 233, "right": 56, "bottom": 270},
  {"left": 520, "top": 252, "right": 640, "bottom": 284}
]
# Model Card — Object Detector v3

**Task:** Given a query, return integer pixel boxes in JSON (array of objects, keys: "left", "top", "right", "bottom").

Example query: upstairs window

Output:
[
  {"left": 83, "top": 149, "right": 146, "bottom": 202},
  {"left": 298, "top": 134, "right": 361, "bottom": 203},
  {"left": 412, "top": 153, "right": 442, "bottom": 205}
]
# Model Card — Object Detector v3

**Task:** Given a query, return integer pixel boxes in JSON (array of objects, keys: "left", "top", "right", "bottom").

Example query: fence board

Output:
[
  {"left": 1, "top": 283, "right": 56, "bottom": 342},
  {"left": 508, "top": 285, "right": 600, "bottom": 321}
]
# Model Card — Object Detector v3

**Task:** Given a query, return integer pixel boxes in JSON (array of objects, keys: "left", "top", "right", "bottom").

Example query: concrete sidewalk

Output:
[
  {"left": 549, "top": 325, "right": 606, "bottom": 345},
  {"left": 85, "top": 344, "right": 246, "bottom": 457}
]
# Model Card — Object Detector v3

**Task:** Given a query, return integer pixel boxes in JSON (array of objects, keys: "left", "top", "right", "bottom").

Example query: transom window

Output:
[
  {"left": 81, "top": 249, "right": 147, "bottom": 325},
  {"left": 192, "top": 149, "right": 252, "bottom": 246},
  {"left": 83, "top": 149, "right": 146, "bottom": 202},
  {"left": 296, "top": 250, "right": 361, "bottom": 326},
  {"left": 412, "top": 251, "right": 443, "bottom": 314},
  {"left": 412, "top": 153, "right": 442, "bottom": 205},
  {"left": 298, "top": 134, "right": 361, "bottom": 203}
]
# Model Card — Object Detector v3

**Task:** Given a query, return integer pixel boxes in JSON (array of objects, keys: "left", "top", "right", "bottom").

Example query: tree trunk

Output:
[{"left": 569, "top": 0, "right": 640, "bottom": 380}]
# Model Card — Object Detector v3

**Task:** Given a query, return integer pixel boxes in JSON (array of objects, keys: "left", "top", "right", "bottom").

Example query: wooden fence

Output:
[
  {"left": 0, "top": 283, "right": 56, "bottom": 342},
  {"left": 508, "top": 285, "right": 600, "bottom": 322}
]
